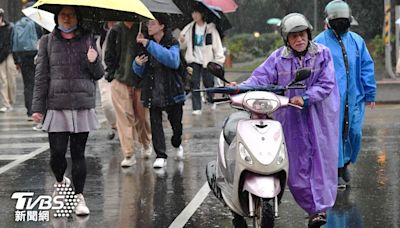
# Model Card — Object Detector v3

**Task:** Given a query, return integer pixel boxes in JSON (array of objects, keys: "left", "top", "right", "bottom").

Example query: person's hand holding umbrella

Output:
[{"left": 136, "top": 32, "right": 149, "bottom": 47}]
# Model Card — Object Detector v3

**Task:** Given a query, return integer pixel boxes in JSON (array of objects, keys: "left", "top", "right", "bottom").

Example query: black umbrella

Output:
[
  {"left": 172, "top": 0, "right": 232, "bottom": 36},
  {"left": 141, "top": 0, "right": 182, "bottom": 14}
]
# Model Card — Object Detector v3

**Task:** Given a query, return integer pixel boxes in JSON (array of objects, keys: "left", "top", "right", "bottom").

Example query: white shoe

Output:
[
  {"left": 192, "top": 110, "right": 202, "bottom": 115},
  {"left": 0, "top": 106, "right": 12, "bottom": 113},
  {"left": 75, "top": 194, "right": 90, "bottom": 216},
  {"left": 33, "top": 123, "right": 45, "bottom": 132},
  {"left": 120, "top": 156, "right": 136, "bottom": 167},
  {"left": 142, "top": 146, "right": 152, "bottom": 159},
  {"left": 52, "top": 176, "right": 71, "bottom": 197},
  {"left": 153, "top": 158, "right": 167, "bottom": 168},
  {"left": 211, "top": 103, "right": 217, "bottom": 110},
  {"left": 174, "top": 145, "right": 184, "bottom": 160}
]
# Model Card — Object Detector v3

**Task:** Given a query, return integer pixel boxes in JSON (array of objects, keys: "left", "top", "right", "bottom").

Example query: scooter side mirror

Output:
[
  {"left": 207, "top": 62, "right": 230, "bottom": 84},
  {"left": 287, "top": 68, "right": 311, "bottom": 87}
]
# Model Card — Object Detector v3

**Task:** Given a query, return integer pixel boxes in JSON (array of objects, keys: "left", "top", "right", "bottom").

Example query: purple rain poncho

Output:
[{"left": 241, "top": 42, "right": 340, "bottom": 214}]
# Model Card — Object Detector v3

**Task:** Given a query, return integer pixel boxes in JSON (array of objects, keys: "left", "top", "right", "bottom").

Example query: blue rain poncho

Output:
[{"left": 314, "top": 29, "right": 376, "bottom": 168}]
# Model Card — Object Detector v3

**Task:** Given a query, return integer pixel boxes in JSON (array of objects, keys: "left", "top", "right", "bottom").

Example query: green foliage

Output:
[
  {"left": 226, "top": 32, "right": 282, "bottom": 63},
  {"left": 370, "top": 35, "right": 385, "bottom": 60}
]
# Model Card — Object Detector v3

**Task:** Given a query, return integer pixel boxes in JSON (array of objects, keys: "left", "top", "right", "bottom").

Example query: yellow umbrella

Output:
[{"left": 33, "top": 0, "right": 155, "bottom": 21}]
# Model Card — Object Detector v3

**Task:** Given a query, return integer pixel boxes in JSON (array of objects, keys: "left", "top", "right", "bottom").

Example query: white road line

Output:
[
  {"left": 0, "top": 133, "right": 46, "bottom": 139},
  {"left": 0, "top": 127, "right": 38, "bottom": 131},
  {"left": 0, "top": 143, "right": 48, "bottom": 149},
  {"left": 168, "top": 182, "right": 210, "bottom": 228},
  {"left": 0, "top": 122, "right": 36, "bottom": 126},
  {"left": 0, "top": 155, "right": 25, "bottom": 160},
  {"left": 0, "top": 146, "right": 49, "bottom": 175}
]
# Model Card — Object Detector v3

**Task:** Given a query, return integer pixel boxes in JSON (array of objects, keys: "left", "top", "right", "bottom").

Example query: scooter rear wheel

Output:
[{"left": 253, "top": 198, "right": 274, "bottom": 228}]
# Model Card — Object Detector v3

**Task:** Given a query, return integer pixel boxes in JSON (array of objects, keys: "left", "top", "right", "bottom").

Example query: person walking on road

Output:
[
  {"left": 133, "top": 14, "right": 185, "bottom": 169},
  {"left": 12, "top": 1, "right": 42, "bottom": 119},
  {"left": 232, "top": 13, "right": 340, "bottom": 227},
  {"left": 314, "top": 0, "right": 376, "bottom": 189},
  {"left": 179, "top": 5, "right": 225, "bottom": 115},
  {"left": 0, "top": 8, "right": 18, "bottom": 113},
  {"left": 104, "top": 21, "right": 152, "bottom": 167},
  {"left": 31, "top": 6, "right": 104, "bottom": 216},
  {"left": 95, "top": 21, "right": 118, "bottom": 140}
]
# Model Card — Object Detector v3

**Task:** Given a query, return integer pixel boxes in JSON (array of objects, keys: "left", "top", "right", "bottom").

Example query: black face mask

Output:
[{"left": 329, "top": 18, "right": 350, "bottom": 34}]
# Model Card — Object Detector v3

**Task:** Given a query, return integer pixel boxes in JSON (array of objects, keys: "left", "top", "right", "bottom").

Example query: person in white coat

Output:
[
  {"left": 96, "top": 21, "right": 118, "bottom": 140},
  {"left": 179, "top": 5, "right": 225, "bottom": 115}
]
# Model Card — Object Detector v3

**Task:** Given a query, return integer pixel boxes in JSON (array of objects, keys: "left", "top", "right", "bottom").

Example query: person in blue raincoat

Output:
[
  {"left": 233, "top": 13, "right": 340, "bottom": 227},
  {"left": 314, "top": 0, "right": 376, "bottom": 188}
]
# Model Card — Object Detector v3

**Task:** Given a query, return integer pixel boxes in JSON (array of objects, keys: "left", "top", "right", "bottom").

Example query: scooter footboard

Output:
[{"left": 243, "top": 174, "right": 281, "bottom": 198}]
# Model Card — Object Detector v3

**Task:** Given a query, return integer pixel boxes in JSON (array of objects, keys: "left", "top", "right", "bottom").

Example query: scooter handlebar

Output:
[{"left": 194, "top": 85, "right": 286, "bottom": 95}]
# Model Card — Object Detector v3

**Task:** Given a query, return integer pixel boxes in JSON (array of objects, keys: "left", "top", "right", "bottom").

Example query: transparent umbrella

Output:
[{"left": 22, "top": 7, "right": 56, "bottom": 32}]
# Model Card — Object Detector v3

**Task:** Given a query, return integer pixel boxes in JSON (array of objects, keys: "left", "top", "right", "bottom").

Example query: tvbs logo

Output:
[
  {"left": 11, "top": 185, "right": 78, "bottom": 218},
  {"left": 11, "top": 193, "right": 65, "bottom": 210}
]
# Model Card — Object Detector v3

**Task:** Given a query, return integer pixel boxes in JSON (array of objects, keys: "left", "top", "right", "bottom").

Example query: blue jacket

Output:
[
  {"left": 133, "top": 34, "right": 185, "bottom": 108},
  {"left": 314, "top": 29, "right": 376, "bottom": 167}
]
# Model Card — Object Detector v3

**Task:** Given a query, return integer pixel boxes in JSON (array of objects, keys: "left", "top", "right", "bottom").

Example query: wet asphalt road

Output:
[{"left": 0, "top": 75, "right": 400, "bottom": 228}]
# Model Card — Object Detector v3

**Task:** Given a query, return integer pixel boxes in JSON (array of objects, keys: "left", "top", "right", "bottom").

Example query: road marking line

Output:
[
  {"left": 0, "top": 127, "right": 38, "bottom": 131},
  {"left": 0, "top": 146, "right": 49, "bottom": 175},
  {"left": 0, "top": 143, "right": 48, "bottom": 149},
  {"left": 0, "top": 133, "right": 46, "bottom": 139},
  {"left": 0, "top": 155, "right": 28, "bottom": 160},
  {"left": 169, "top": 182, "right": 210, "bottom": 228},
  {"left": 0, "top": 122, "right": 37, "bottom": 126}
]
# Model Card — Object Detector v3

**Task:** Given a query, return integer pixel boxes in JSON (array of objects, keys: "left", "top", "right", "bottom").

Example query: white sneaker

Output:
[
  {"left": 75, "top": 194, "right": 90, "bottom": 216},
  {"left": 211, "top": 103, "right": 217, "bottom": 110},
  {"left": 52, "top": 176, "right": 71, "bottom": 197},
  {"left": 33, "top": 123, "right": 45, "bottom": 132},
  {"left": 153, "top": 158, "right": 167, "bottom": 168},
  {"left": 175, "top": 145, "right": 184, "bottom": 160},
  {"left": 120, "top": 156, "right": 136, "bottom": 167},
  {"left": 0, "top": 106, "right": 12, "bottom": 113},
  {"left": 142, "top": 146, "right": 152, "bottom": 159},
  {"left": 192, "top": 110, "right": 202, "bottom": 115}
]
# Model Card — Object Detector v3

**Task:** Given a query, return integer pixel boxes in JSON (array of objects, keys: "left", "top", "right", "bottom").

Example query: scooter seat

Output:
[{"left": 223, "top": 111, "right": 250, "bottom": 145}]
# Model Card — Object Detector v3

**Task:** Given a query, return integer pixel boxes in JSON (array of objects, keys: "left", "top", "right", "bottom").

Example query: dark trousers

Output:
[
  {"left": 19, "top": 53, "right": 36, "bottom": 116},
  {"left": 48, "top": 132, "right": 89, "bottom": 194},
  {"left": 150, "top": 104, "right": 183, "bottom": 159},
  {"left": 190, "top": 63, "right": 214, "bottom": 111}
]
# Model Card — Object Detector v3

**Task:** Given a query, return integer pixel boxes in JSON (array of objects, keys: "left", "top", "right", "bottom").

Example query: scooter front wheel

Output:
[{"left": 253, "top": 198, "right": 274, "bottom": 228}]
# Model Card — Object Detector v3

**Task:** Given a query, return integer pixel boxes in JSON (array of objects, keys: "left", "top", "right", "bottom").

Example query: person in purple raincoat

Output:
[{"left": 238, "top": 13, "right": 340, "bottom": 227}]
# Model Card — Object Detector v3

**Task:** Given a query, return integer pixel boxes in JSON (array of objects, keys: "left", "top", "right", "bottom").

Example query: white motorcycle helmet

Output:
[
  {"left": 325, "top": 0, "right": 358, "bottom": 28},
  {"left": 280, "top": 13, "right": 313, "bottom": 45}
]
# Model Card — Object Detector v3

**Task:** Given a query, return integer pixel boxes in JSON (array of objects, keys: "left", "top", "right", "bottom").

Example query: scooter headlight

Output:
[
  {"left": 246, "top": 99, "right": 279, "bottom": 114},
  {"left": 277, "top": 143, "right": 286, "bottom": 165},
  {"left": 239, "top": 143, "right": 253, "bottom": 164}
]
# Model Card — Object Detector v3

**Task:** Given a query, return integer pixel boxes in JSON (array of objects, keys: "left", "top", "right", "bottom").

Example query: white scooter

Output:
[{"left": 204, "top": 63, "right": 311, "bottom": 228}]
